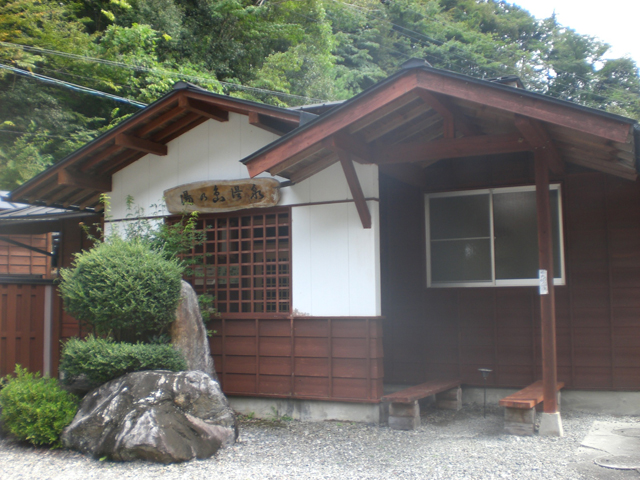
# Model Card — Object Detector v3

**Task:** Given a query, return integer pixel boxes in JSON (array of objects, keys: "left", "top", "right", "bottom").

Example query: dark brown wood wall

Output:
[
  {"left": 208, "top": 316, "right": 383, "bottom": 402},
  {"left": 0, "top": 283, "right": 45, "bottom": 377},
  {"left": 381, "top": 154, "right": 640, "bottom": 390}
]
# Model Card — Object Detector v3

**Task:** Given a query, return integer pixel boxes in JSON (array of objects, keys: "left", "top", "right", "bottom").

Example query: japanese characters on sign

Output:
[{"left": 164, "top": 178, "right": 280, "bottom": 214}]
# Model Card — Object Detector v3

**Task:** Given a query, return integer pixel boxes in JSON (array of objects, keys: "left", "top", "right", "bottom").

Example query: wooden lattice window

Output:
[{"left": 181, "top": 208, "right": 291, "bottom": 314}]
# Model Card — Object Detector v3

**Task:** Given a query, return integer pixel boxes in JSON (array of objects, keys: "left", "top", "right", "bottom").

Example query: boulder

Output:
[
  {"left": 62, "top": 370, "right": 237, "bottom": 463},
  {"left": 171, "top": 280, "right": 218, "bottom": 381}
]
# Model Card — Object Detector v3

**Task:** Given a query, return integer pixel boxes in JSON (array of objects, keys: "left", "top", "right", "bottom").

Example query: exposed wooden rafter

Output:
[
  {"left": 183, "top": 90, "right": 301, "bottom": 124},
  {"left": 374, "top": 132, "right": 531, "bottom": 164},
  {"left": 248, "top": 112, "right": 297, "bottom": 136},
  {"left": 115, "top": 133, "right": 168, "bottom": 156},
  {"left": 136, "top": 105, "right": 185, "bottom": 137},
  {"left": 245, "top": 74, "right": 420, "bottom": 177},
  {"left": 323, "top": 132, "right": 372, "bottom": 163},
  {"left": 79, "top": 144, "right": 123, "bottom": 173},
  {"left": 179, "top": 96, "right": 229, "bottom": 122},
  {"left": 416, "top": 89, "right": 481, "bottom": 137},
  {"left": 514, "top": 116, "right": 564, "bottom": 174},
  {"left": 289, "top": 155, "right": 338, "bottom": 184},
  {"left": 416, "top": 70, "right": 632, "bottom": 143},
  {"left": 58, "top": 170, "right": 112, "bottom": 193}
]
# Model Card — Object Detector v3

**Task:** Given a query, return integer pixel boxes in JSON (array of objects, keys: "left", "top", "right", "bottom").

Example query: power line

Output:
[
  {"left": 0, "top": 63, "right": 148, "bottom": 107},
  {"left": 0, "top": 41, "right": 328, "bottom": 104}
]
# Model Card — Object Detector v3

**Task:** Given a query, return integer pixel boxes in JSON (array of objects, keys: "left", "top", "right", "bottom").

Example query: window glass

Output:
[
  {"left": 427, "top": 186, "right": 563, "bottom": 287},
  {"left": 430, "top": 194, "right": 490, "bottom": 240},
  {"left": 431, "top": 239, "right": 492, "bottom": 282}
]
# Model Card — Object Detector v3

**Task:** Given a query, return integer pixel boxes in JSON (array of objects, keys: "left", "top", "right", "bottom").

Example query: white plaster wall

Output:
[{"left": 107, "top": 113, "right": 380, "bottom": 317}]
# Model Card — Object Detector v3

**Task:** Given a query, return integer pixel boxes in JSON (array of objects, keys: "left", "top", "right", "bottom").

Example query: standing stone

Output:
[
  {"left": 171, "top": 280, "right": 217, "bottom": 381},
  {"left": 62, "top": 370, "right": 238, "bottom": 463}
]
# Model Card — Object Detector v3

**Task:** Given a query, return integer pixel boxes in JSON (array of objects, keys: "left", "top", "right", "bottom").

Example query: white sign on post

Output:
[{"left": 539, "top": 269, "right": 548, "bottom": 295}]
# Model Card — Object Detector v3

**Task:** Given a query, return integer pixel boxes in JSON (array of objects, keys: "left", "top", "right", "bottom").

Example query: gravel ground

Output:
[{"left": 0, "top": 405, "right": 637, "bottom": 480}]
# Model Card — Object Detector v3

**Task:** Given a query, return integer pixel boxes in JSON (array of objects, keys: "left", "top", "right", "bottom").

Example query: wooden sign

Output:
[{"left": 164, "top": 178, "right": 280, "bottom": 214}]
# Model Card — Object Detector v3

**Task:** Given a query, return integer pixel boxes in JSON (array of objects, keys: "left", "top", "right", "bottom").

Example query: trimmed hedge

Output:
[
  {"left": 60, "top": 336, "right": 187, "bottom": 387},
  {"left": 58, "top": 237, "right": 183, "bottom": 342},
  {"left": 0, "top": 366, "right": 78, "bottom": 447}
]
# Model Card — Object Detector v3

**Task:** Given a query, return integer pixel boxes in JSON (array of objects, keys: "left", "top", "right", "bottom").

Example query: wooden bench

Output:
[
  {"left": 499, "top": 380, "right": 564, "bottom": 435},
  {"left": 381, "top": 379, "right": 462, "bottom": 430}
]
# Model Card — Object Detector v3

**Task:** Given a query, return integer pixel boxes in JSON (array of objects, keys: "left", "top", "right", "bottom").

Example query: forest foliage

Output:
[{"left": 1, "top": 0, "right": 639, "bottom": 189}]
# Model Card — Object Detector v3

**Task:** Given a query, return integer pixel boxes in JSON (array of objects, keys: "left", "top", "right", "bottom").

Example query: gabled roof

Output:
[
  {"left": 241, "top": 60, "right": 639, "bottom": 186},
  {"left": 9, "top": 83, "right": 304, "bottom": 210}
]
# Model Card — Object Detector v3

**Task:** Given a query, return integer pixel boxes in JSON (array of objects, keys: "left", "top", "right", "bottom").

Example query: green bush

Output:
[
  {"left": 60, "top": 336, "right": 187, "bottom": 387},
  {"left": 58, "top": 237, "right": 184, "bottom": 342},
  {"left": 0, "top": 366, "right": 78, "bottom": 447}
]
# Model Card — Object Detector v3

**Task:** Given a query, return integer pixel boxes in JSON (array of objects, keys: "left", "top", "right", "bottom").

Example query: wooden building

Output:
[{"left": 7, "top": 61, "right": 640, "bottom": 421}]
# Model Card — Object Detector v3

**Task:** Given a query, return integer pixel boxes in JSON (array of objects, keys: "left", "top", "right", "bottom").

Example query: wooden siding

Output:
[
  {"left": 0, "top": 283, "right": 45, "bottom": 376},
  {"left": 381, "top": 155, "right": 640, "bottom": 390},
  {"left": 208, "top": 316, "right": 383, "bottom": 402},
  {"left": 0, "top": 234, "right": 51, "bottom": 277}
]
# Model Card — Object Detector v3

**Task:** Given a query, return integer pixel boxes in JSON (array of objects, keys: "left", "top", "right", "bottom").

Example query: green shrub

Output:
[
  {"left": 0, "top": 366, "right": 78, "bottom": 447},
  {"left": 58, "top": 237, "right": 184, "bottom": 342},
  {"left": 60, "top": 336, "right": 187, "bottom": 387}
]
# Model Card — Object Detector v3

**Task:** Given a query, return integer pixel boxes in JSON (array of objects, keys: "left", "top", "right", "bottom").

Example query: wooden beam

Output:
[
  {"left": 11, "top": 93, "right": 179, "bottom": 200},
  {"left": 248, "top": 112, "right": 296, "bottom": 136},
  {"left": 416, "top": 90, "right": 454, "bottom": 138},
  {"left": 534, "top": 152, "right": 559, "bottom": 414},
  {"left": 416, "top": 89, "right": 481, "bottom": 137},
  {"left": 374, "top": 133, "right": 531, "bottom": 164},
  {"left": 379, "top": 163, "right": 428, "bottom": 190},
  {"left": 58, "top": 170, "right": 112, "bottom": 193},
  {"left": 79, "top": 193, "right": 103, "bottom": 210},
  {"left": 179, "top": 96, "right": 229, "bottom": 122},
  {"left": 245, "top": 73, "right": 420, "bottom": 177},
  {"left": 153, "top": 112, "right": 200, "bottom": 142},
  {"left": 416, "top": 69, "right": 632, "bottom": 143},
  {"left": 268, "top": 143, "right": 327, "bottom": 177},
  {"left": 79, "top": 144, "right": 123, "bottom": 173},
  {"left": 337, "top": 150, "right": 371, "bottom": 229},
  {"left": 136, "top": 106, "right": 186, "bottom": 137},
  {"left": 323, "top": 132, "right": 372, "bottom": 163},
  {"left": 515, "top": 116, "right": 564, "bottom": 174},
  {"left": 26, "top": 181, "right": 63, "bottom": 203},
  {"left": 289, "top": 155, "right": 338, "bottom": 184},
  {"left": 115, "top": 133, "right": 167, "bottom": 156},
  {"left": 183, "top": 90, "right": 300, "bottom": 124}
]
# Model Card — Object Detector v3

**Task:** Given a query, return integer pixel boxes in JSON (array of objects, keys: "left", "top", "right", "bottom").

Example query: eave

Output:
[
  {"left": 241, "top": 65, "right": 638, "bottom": 186},
  {"left": 9, "top": 84, "right": 302, "bottom": 210}
]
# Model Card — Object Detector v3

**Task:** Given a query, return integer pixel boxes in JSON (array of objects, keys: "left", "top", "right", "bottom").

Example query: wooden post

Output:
[{"left": 534, "top": 152, "right": 559, "bottom": 413}]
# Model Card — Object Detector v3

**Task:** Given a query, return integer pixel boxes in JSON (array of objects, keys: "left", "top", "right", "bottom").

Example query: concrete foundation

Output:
[
  {"left": 539, "top": 412, "right": 564, "bottom": 436},
  {"left": 462, "top": 387, "right": 640, "bottom": 415},
  {"left": 228, "top": 397, "right": 381, "bottom": 423},
  {"left": 228, "top": 387, "right": 640, "bottom": 424}
]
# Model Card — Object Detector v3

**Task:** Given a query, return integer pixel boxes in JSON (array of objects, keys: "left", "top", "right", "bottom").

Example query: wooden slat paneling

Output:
[{"left": 209, "top": 316, "right": 383, "bottom": 402}]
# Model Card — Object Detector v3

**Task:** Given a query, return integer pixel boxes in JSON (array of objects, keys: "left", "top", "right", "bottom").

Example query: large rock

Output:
[
  {"left": 171, "top": 280, "right": 217, "bottom": 381},
  {"left": 62, "top": 370, "right": 237, "bottom": 463}
]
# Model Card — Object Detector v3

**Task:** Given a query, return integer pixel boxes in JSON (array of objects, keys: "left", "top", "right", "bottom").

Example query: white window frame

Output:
[{"left": 425, "top": 184, "right": 565, "bottom": 288}]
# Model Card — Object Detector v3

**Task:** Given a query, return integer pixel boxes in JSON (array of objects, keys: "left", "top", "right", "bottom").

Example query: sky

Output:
[{"left": 510, "top": 0, "right": 640, "bottom": 64}]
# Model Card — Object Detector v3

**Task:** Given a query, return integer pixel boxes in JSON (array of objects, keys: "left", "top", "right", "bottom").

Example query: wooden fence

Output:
[{"left": 0, "top": 282, "right": 48, "bottom": 377}]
